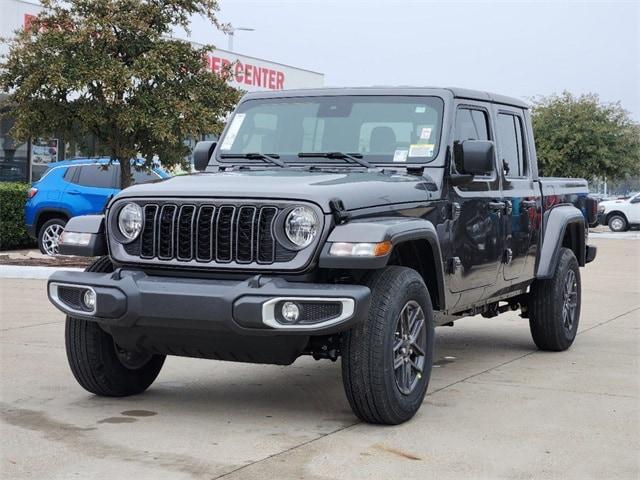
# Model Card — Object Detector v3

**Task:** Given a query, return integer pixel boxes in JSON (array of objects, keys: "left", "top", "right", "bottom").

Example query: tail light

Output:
[
  {"left": 27, "top": 187, "right": 38, "bottom": 198},
  {"left": 586, "top": 197, "right": 599, "bottom": 227}
]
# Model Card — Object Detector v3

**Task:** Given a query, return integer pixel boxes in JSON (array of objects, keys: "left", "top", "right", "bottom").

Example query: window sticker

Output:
[
  {"left": 393, "top": 149, "right": 408, "bottom": 163},
  {"left": 409, "top": 144, "right": 435, "bottom": 157},
  {"left": 220, "top": 113, "right": 246, "bottom": 150},
  {"left": 419, "top": 127, "right": 433, "bottom": 140},
  {"left": 415, "top": 106, "right": 426, "bottom": 113}
]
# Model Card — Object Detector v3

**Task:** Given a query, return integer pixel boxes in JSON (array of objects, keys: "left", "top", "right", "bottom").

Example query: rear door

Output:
[
  {"left": 495, "top": 106, "right": 541, "bottom": 282},
  {"left": 448, "top": 101, "right": 504, "bottom": 293},
  {"left": 64, "top": 164, "right": 119, "bottom": 216}
]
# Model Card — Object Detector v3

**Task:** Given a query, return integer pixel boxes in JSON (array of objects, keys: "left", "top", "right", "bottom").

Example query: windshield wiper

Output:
[
  {"left": 298, "top": 151, "right": 372, "bottom": 168},
  {"left": 219, "top": 152, "right": 287, "bottom": 168}
]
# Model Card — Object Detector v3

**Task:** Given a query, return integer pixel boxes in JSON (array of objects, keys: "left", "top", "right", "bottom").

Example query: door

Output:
[
  {"left": 449, "top": 102, "right": 504, "bottom": 293},
  {"left": 64, "top": 164, "right": 119, "bottom": 216},
  {"left": 628, "top": 193, "right": 640, "bottom": 223},
  {"left": 495, "top": 107, "right": 541, "bottom": 281}
]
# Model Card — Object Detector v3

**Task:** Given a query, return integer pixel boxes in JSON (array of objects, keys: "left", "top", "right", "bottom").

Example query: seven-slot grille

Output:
[{"left": 132, "top": 203, "right": 284, "bottom": 264}]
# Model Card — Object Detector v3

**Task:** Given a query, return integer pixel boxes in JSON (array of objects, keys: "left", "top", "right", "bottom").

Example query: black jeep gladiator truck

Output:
[{"left": 48, "top": 87, "right": 598, "bottom": 425}]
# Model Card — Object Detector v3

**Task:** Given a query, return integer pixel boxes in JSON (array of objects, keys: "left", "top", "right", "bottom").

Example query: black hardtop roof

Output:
[{"left": 242, "top": 86, "right": 529, "bottom": 109}]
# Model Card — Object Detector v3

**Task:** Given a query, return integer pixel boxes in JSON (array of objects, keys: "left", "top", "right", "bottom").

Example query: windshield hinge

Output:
[{"left": 329, "top": 198, "right": 350, "bottom": 225}]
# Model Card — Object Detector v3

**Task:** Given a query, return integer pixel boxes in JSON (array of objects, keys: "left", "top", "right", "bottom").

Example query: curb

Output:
[{"left": 0, "top": 265, "right": 84, "bottom": 280}]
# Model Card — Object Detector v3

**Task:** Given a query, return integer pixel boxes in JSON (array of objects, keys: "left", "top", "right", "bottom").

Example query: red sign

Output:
[
  {"left": 24, "top": 14, "right": 36, "bottom": 30},
  {"left": 208, "top": 55, "right": 285, "bottom": 90}
]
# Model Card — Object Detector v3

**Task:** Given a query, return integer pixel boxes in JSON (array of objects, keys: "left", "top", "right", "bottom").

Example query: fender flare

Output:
[
  {"left": 536, "top": 205, "right": 585, "bottom": 279},
  {"left": 319, "top": 217, "right": 446, "bottom": 308},
  {"left": 58, "top": 214, "right": 108, "bottom": 257},
  {"left": 33, "top": 207, "right": 72, "bottom": 232}
]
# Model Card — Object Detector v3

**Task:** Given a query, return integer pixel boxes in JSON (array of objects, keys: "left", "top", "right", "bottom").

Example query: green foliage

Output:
[
  {"left": 531, "top": 92, "right": 640, "bottom": 180},
  {"left": 0, "top": 182, "right": 35, "bottom": 250},
  {"left": 0, "top": 0, "right": 241, "bottom": 188}
]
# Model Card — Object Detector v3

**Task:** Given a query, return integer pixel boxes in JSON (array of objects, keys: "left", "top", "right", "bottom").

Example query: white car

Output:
[{"left": 598, "top": 192, "right": 640, "bottom": 232}]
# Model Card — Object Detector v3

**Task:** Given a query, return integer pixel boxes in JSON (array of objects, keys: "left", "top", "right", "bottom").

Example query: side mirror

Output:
[
  {"left": 193, "top": 141, "right": 217, "bottom": 172},
  {"left": 454, "top": 140, "right": 495, "bottom": 176}
]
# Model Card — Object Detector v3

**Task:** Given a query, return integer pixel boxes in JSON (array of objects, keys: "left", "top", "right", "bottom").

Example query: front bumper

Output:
[{"left": 47, "top": 269, "right": 370, "bottom": 336}]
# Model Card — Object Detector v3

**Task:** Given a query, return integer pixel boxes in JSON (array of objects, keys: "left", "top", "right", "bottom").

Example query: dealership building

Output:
[{"left": 0, "top": 0, "right": 324, "bottom": 182}]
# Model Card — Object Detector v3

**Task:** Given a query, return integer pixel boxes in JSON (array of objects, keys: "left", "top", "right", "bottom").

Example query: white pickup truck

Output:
[{"left": 598, "top": 192, "right": 640, "bottom": 231}]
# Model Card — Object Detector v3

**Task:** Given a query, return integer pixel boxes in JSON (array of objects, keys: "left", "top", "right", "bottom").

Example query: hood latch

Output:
[{"left": 329, "top": 198, "right": 350, "bottom": 225}]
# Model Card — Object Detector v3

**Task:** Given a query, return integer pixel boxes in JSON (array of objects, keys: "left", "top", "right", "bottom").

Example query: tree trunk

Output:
[{"left": 118, "top": 157, "right": 132, "bottom": 189}]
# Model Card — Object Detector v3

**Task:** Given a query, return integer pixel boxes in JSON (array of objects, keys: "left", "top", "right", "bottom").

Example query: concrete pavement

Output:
[{"left": 1, "top": 238, "right": 639, "bottom": 479}]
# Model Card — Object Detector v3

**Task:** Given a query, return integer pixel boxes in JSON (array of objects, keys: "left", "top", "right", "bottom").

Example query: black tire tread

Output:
[
  {"left": 342, "top": 266, "right": 434, "bottom": 425},
  {"left": 65, "top": 256, "right": 165, "bottom": 396},
  {"left": 528, "top": 248, "right": 581, "bottom": 351}
]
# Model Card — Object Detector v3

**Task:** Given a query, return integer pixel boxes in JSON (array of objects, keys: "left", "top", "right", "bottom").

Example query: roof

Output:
[
  {"left": 242, "top": 86, "right": 529, "bottom": 109},
  {"left": 47, "top": 157, "right": 111, "bottom": 167}
]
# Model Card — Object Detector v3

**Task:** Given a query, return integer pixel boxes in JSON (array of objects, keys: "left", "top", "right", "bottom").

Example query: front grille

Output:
[{"left": 127, "top": 202, "right": 295, "bottom": 265}]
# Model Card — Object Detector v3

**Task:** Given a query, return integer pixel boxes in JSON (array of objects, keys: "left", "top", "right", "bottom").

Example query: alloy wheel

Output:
[
  {"left": 393, "top": 300, "right": 427, "bottom": 395},
  {"left": 610, "top": 217, "right": 624, "bottom": 232},
  {"left": 114, "top": 342, "right": 153, "bottom": 370},
  {"left": 42, "top": 224, "right": 64, "bottom": 255},
  {"left": 562, "top": 269, "right": 578, "bottom": 334}
]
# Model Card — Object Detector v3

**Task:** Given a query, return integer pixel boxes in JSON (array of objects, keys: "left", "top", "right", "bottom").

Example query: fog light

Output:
[
  {"left": 281, "top": 301, "right": 300, "bottom": 323},
  {"left": 83, "top": 289, "right": 96, "bottom": 310}
]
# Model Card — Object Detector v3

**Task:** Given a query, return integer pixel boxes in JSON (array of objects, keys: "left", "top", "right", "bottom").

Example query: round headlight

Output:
[
  {"left": 285, "top": 206, "right": 318, "bottom": 248},
  {"left": 118, "top": 203, "right": 143, "bottom": 242}
]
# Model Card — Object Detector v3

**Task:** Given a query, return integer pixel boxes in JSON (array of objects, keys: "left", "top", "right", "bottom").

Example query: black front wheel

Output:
[
  {"left": 65, "top": 256, "right": 166, "bottom": 396},
  {"left": 341, "top": 266, "right": 435, "bottom": 425}
]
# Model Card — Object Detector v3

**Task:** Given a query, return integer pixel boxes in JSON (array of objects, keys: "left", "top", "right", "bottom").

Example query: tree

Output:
[
  {"left": 531, "top": 92, "right": 640, "bottom": 181},
  {"left": 0, "top": 0, "right": 241, "bottom": 188}
]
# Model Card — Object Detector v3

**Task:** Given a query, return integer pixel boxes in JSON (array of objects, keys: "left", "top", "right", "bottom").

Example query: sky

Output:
[{"left": 180, "top": 0, "right": 640, "bottom": 119}]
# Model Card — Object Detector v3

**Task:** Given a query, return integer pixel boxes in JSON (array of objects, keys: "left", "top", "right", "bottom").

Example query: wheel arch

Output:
[
  {"left": 536, "top": 205, "right": 586, "bottom": 279},
  {"left": 605, "top": 210, "right": 628, "bottom": 223},
  {"left": 35, "top": 209, "right": 71, "bottom": 236},
  {"left": 319, "top": 218, "right": 446, "bottom": 311}
]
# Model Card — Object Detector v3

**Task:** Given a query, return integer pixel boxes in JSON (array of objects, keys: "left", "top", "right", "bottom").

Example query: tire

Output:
[
  {"left": 65, "top": 256, "right": 166, "bottom": 396},
  {"left": 341, "top": 266, "right": 435, "bottom": 425},
  {"left": 608, "top": 214, "right": 628, "bottom": 232},
  {"left": 38, "top": 218, "right": 67, "bottom": 255},
  {"left": 528, "top": 248, "right": 581, "bottom": 351}
]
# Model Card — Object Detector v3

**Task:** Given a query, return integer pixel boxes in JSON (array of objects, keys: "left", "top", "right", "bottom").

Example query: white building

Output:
[{"left": 0, "top": 0, "right": 324, "bottom": 181}]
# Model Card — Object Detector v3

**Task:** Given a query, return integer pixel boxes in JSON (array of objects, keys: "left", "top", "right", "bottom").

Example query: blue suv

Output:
[{"left": 25, "top": 158, "right": 169, "bottom": 255}]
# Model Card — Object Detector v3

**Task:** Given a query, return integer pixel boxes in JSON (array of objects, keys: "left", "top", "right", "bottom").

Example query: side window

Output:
[
  {"left": 63, "top": 166, "right": 79, "bottom": 182},
  {"left": 454, "top": 108, "right": 490, "bottom": 142},
  {"left": 76, "top": 165, "right": 115, "bottom": 188},
  {"left": 497, "top": 113, "right": 526, "bottom": 177},
  {"left": 132, "top": 169, "right": 159, "bottom": 185},
  {"left": 454, "top": 108, "right": 490, "bottom": 174}
]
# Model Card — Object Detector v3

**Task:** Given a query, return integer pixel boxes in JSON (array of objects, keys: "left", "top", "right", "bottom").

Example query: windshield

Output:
[{"left": 217, "top": 95, "right": 444, "bottom": 165}]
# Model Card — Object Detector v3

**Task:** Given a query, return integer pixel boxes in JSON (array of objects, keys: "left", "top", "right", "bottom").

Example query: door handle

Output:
[
  {"left": 67, "top": 190, "right": 81, "bottom": 195},
  {"left": 521, "top": 200, "right": 538, "bottom": 209},
  {"left": 488, "top": 201, "right": 506, "bottom": 212}
]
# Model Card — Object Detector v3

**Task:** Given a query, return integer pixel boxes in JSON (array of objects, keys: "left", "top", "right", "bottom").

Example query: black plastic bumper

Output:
[{"left": 47, "top": 269, "right": 370, "bottom": 336}]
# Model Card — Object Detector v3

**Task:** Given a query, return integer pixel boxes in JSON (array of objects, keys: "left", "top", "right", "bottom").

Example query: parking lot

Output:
[{"left": 1, "top": 237, "right": 638, "bottom": 479}]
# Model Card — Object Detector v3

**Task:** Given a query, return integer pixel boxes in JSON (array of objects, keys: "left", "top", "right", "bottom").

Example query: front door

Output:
[
  {"left": 449, "top": 102, "right": 504, "bottom": 293},
  {"left": 495, "top": 107, "right": 541, "bottom": 281}
]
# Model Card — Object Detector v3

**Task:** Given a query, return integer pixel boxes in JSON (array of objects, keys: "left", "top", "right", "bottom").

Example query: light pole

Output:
[{"left": 227, "top": 27, "right": 255, "bottom": 52}]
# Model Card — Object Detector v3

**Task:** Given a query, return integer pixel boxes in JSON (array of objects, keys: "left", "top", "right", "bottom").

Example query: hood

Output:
[
  {"left": 599, "top": 199, "right": 628, "bottom": 207},
  {"left": 115, "top": 169, "right": 435, "bottom": 212}
]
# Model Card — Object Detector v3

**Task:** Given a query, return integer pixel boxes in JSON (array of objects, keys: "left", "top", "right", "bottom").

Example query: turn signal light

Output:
[
  {"left": 329, "top": 241, "right": 392, "bottom": 257},
  {"left": 27, "top": 187, "right": 38, "bottom": 198}
]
